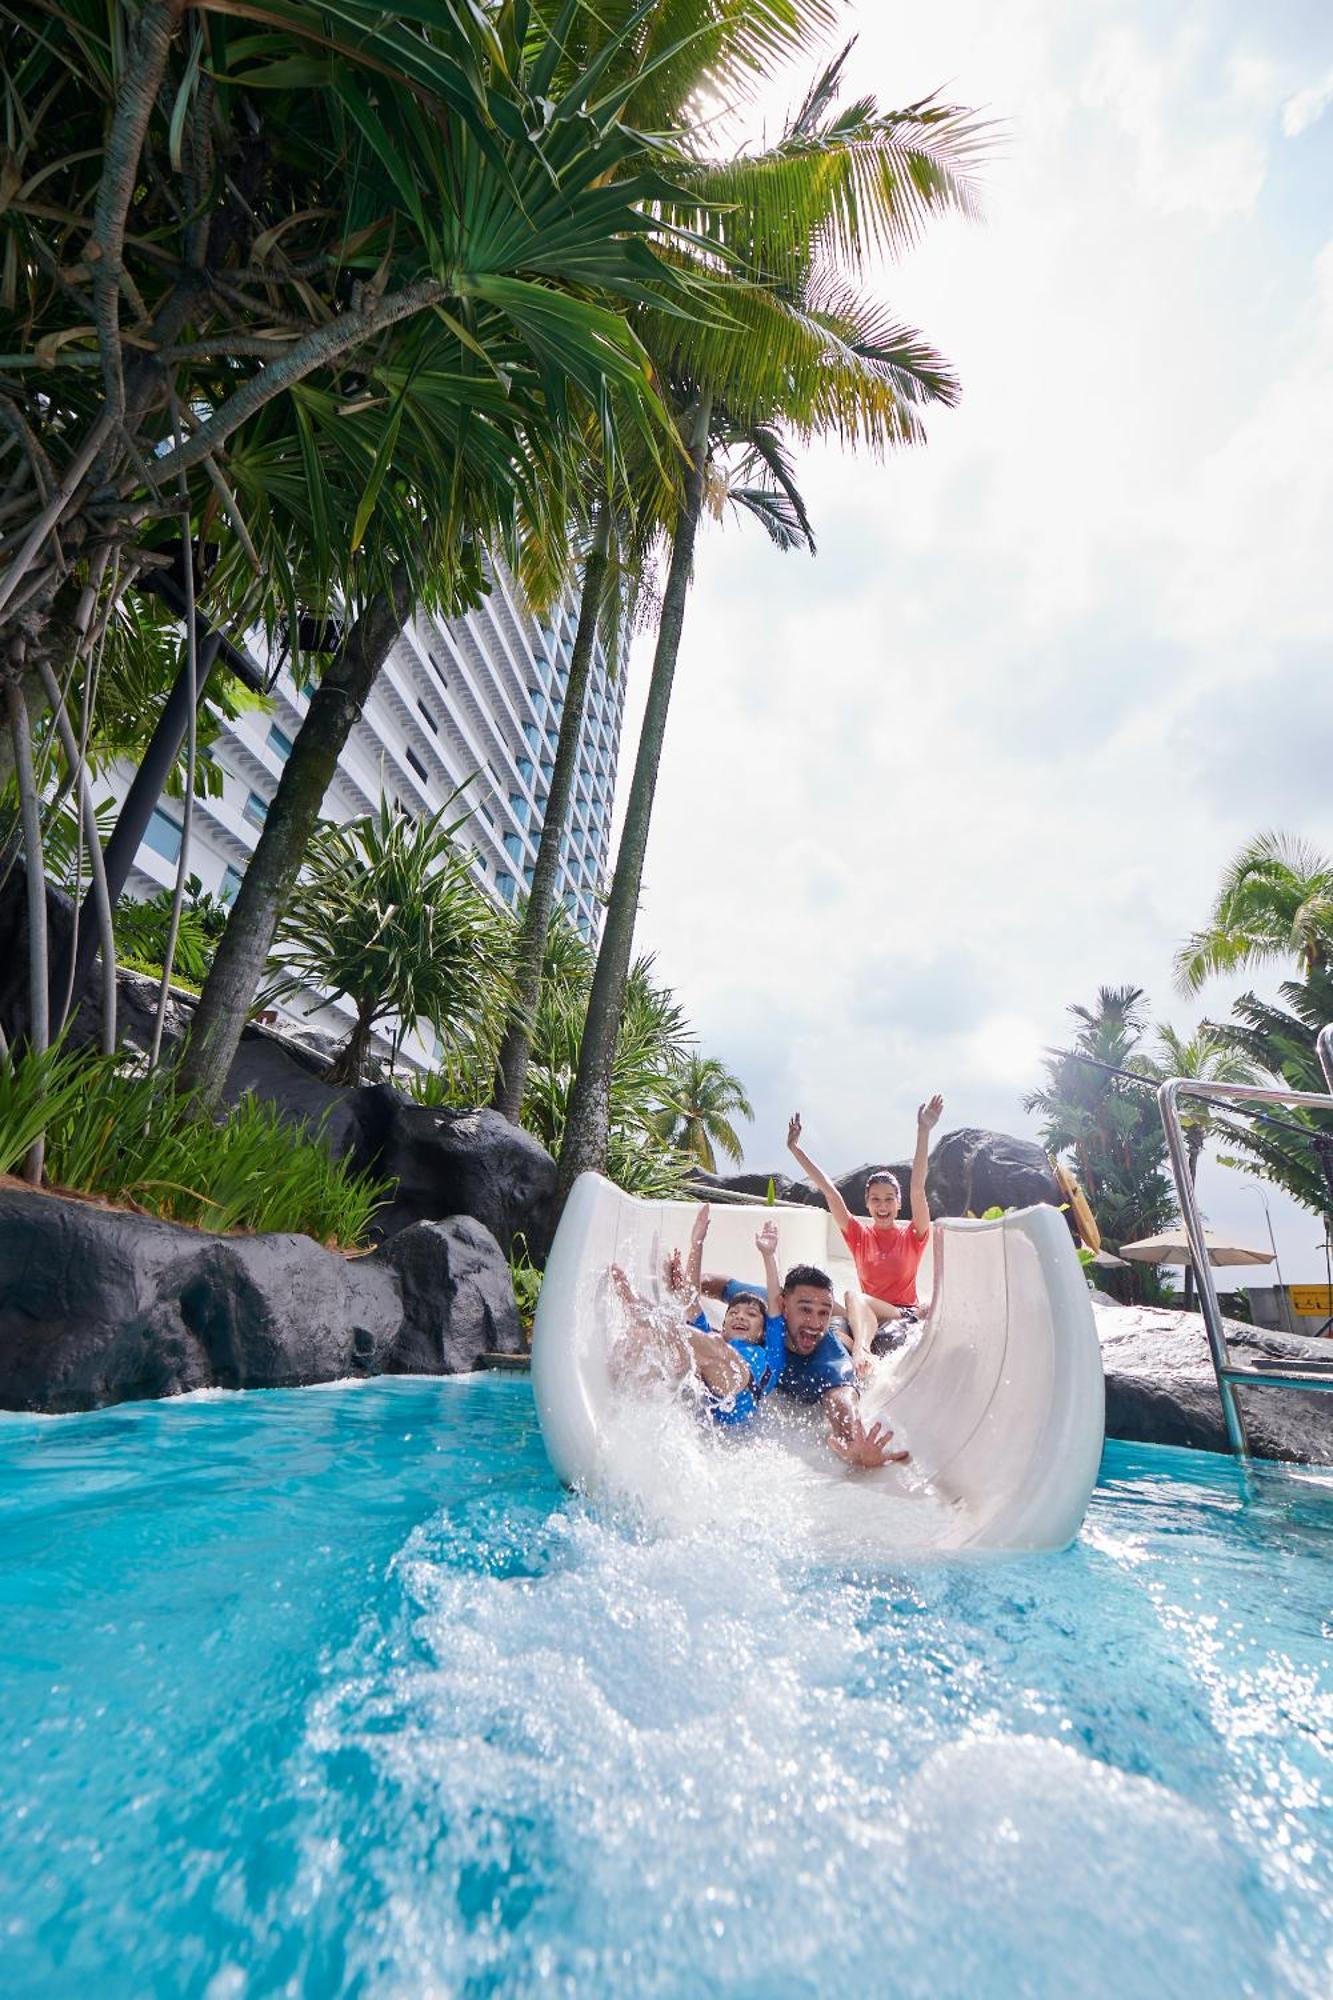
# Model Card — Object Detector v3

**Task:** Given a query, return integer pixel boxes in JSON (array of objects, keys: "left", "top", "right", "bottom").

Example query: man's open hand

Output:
[{"left": 829, "top": 1417, "right": 910, "bottom": 1470}]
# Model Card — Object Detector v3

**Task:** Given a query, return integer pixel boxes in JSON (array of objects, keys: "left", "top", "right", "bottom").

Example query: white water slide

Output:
[{"left": 532, "top": 1175, "right": 1105, "bottom": 1553}]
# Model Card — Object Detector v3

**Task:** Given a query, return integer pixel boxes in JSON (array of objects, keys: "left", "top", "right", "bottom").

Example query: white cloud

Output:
[{"left": 1283, "top": 70, "right": 1333, "bottom": 136}]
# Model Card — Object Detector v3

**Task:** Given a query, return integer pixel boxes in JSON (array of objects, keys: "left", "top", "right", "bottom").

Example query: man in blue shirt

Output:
[
  {"left": 610, "top": 1208, "right": 789, "bottom": 1430},
  {"left": 708, "top": 1264, "right": 908, "bottom": 1467}
]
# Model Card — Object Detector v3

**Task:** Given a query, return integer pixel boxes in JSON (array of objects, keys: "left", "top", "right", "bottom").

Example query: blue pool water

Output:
[{"left": 2, "top": 1376, "right": 1331, "bottom": 1999}]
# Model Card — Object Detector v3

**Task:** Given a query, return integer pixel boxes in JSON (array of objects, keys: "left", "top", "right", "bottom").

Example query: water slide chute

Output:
[{"left": 531, "top": 1174, "right": 1105, "bottom": 1553}]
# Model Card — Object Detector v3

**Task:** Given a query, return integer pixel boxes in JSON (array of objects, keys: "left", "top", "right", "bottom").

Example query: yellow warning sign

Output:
[{"left": 1288, "top": 1285, "right": 1333, "bottom": 1317}]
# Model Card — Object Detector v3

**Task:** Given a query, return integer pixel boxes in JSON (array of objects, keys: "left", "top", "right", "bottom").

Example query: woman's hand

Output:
[
  {"left": 917, "top": 1094, "right": 944, "bottom": 1133},
  {"left": 786, "top": 1112, "right": 802, "bottom": 1153}
]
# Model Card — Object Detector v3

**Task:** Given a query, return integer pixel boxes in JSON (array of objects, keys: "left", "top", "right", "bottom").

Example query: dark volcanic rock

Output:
[
  {"left": 1098, "top": 1302, "right": 1333, "bottom": 1464},
  {"left": 0, "top": 1185, "right": 517, "bottom": 1413},
  {"left": 925, "top": 1128, "right": 1062, "bottom": 1220},
  {"left": 832, "top": 1160, "right": 915, "bottom": 1217},
  {"left": 690, "top": 1170, "right": 822, "bottom": 1206},
  {"left": 223, "top": 1026, "right": 374, "bottom": 1167},
  {"left": 373, "top": 1216, "right": 523, "bottom": 1373},
  {"left": 363, "top": 1095, "right": 556, "bottom": 1258}
]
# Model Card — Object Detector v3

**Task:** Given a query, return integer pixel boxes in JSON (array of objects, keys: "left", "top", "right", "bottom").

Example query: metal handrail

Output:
[{"left": 1158, "top": 1042, "right": 1333, "bottom": 1459}]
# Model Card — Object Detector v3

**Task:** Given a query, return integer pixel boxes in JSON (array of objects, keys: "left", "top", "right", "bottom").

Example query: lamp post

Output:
[{"left": 1238, "top": 1183, "right": 1289, "bottom": 1332}]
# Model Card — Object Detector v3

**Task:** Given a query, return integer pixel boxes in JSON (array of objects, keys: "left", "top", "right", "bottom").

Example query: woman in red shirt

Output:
[{"left": 787, "top": 1095, "right": 944, "bottom": 1379}]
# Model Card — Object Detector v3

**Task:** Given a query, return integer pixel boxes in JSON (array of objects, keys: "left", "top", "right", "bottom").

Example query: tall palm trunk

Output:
[
  {"left": 491, "top": 507, "right": 610, "bottom": 1122},
  {"left": 555, "top": 399, "right": 709, "bottom": 1207},
  {"left": 177, "top": 572, "right": 412, "bottom": 1108}
]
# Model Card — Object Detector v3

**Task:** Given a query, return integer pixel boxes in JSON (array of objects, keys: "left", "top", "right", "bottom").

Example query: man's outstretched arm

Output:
[
  {"left": 822, "top": 1387, "right": 909, "bottom": 1468},
  {"left": 787, "top": 1113, "right": 853, "bottom": 1232},
  {"left": 910, "top": 1095, "right": 944, "bottom": 1239}
]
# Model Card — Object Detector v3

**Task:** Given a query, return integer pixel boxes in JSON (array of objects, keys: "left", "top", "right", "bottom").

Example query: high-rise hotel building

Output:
[{"left": 112, "top": 559, "right": 625, "bottom": 1064}]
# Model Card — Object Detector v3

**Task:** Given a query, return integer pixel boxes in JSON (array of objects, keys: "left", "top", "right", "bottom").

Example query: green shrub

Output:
[
  {"left": 508, "top": 1232, "right": 542, "bottom": 1335},
  {"left": 114, "top": 876, "right": 231, "bottom": 985},
  {"left": 0, "top": 1047, "right": 389, "bottom": 1247}
]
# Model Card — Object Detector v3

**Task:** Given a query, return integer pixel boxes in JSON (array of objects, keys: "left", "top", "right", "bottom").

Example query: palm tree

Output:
[
  {"left": 1148, "top": 1022, "right": 1258, "bottom": 1307},
  {"left": 1026, "top": 988, "right": 1176, "bottom": 1299},
  {"left": 490, "top": 503, "right": 615, "bottom": 1122},
  {"left": 553, "top": 47, "right": 985, "bottom": 1203},
  {"left": 1205, "top": 967, "right": 1333, "bottom": 1229},
  {"left": 487, "top": 1, "right": 847, "bottom": 1124},
  {"left": 1150, "top": 1024, "right": 1258, "bottom": 1184},
  {"left": 167, "top": 11, "right": 706, "bottom": 1108},
  {"left": 519, "top": 915, "right": 696, "bottom": 1197},
  {"left": 273, "top": 798, "right": 512, "bottom": 1087},
  {"left": 651, "top": 1053, "right": 754, "bottom": 1172},
  {"left": 1175, "top": 832, "right": 1333, "bottom": 993}
]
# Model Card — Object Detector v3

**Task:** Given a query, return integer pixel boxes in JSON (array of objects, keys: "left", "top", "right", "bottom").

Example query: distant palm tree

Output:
[
  {"left": 1148, "top": 1023, "right": 1258, "bottom": 1308},
  {"left": 651, "top": 1054, "right": 754, "bottom": 1173},
  {"left": 1150, "top": 1024, "right": 1258, "bottom": 1185},
  {"left": 1025, "top": 986, "right": 1176, "bottom": 1300},
  {"left": 1176, "top": 832, "right": 1333, "bottom": 994}
]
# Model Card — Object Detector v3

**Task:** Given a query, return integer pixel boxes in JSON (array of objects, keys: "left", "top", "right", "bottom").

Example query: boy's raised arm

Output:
[
  {"left": 755, "top": 1219, "right": 782, "bottom": 1317},
  {"left": 683, "top": 1204, "right": 710, "bottom": 1311},
  {"left": 786, "top": 1112, "right": 852, "bottom": 1233}
]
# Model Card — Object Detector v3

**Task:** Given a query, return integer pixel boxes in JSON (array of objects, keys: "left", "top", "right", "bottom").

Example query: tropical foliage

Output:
[
  {"left": 115, "top": 877, "right": 232, "bottom": 987},
  {"left": 0, "top": 0, "right": 970, "bottom": 1250},
  {"left": 1026, "top": 986, "right": 1177, "bottom": 1299},
  {"left": 515, "top": 918, "right": 701, "bottom": 1199},
  {"left": 1170, "top": 830, "right": 1333, "bottom": 1229},
  {"left": 1207, "top": 970, "right": 1333, "bottom": 1226},
  {"left": 274, "top": 798, "right": 511, "bottom": 1086},
  {"left": 1175, "top": 832, "right": 1333, "bottom": 993},
  {"left": 554, "top": 44, "right": 986, "bottom": 1197},
  {"left": 1149, "top": 1024, "right": 1258, "bottom": 1184},
  {"left": 651, "top": 1053, "right": 754, "bottom": 1172},
  {"left": 0, "top": 1045, "right": 387, "bottom": 1245}
]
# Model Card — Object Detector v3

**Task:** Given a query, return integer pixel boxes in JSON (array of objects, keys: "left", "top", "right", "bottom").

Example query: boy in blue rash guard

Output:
[
  {"left": 608, "top": 1207, "right": 786, "bottom": 1430},
  {"left": 677, "top": 1206, "right": 785, "bottom": 1427}
]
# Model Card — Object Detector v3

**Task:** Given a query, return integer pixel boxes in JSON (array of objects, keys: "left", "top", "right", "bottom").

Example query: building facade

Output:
[{"left": 115, "top": 559, "right": 625, "bottom": 1064}]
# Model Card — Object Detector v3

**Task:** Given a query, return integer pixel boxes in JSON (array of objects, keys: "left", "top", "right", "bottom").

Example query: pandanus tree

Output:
[
  {"left": 273, "top": 797, "right": 509, "bottom": 1086},
  {"left": 169, "top": 10, "right": 713, "bottom": 1110},
  {"left": 553, "top": 46, "right": 987, "bottom": 1202}
]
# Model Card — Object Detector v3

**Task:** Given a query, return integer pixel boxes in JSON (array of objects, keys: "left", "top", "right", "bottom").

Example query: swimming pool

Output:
[{"left": 2, "top": 1376, "right": 1330, "bottom": 1997}]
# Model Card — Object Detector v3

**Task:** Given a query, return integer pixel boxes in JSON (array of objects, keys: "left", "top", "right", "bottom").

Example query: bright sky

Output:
[{"left": 615, "top": 0, "right": 1333, "bottom": 1287}]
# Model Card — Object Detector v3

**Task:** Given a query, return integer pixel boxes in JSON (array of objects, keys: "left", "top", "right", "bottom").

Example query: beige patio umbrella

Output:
[{"left": 1118, "top": 1229, "right": 1273, "bottom": 1268}]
